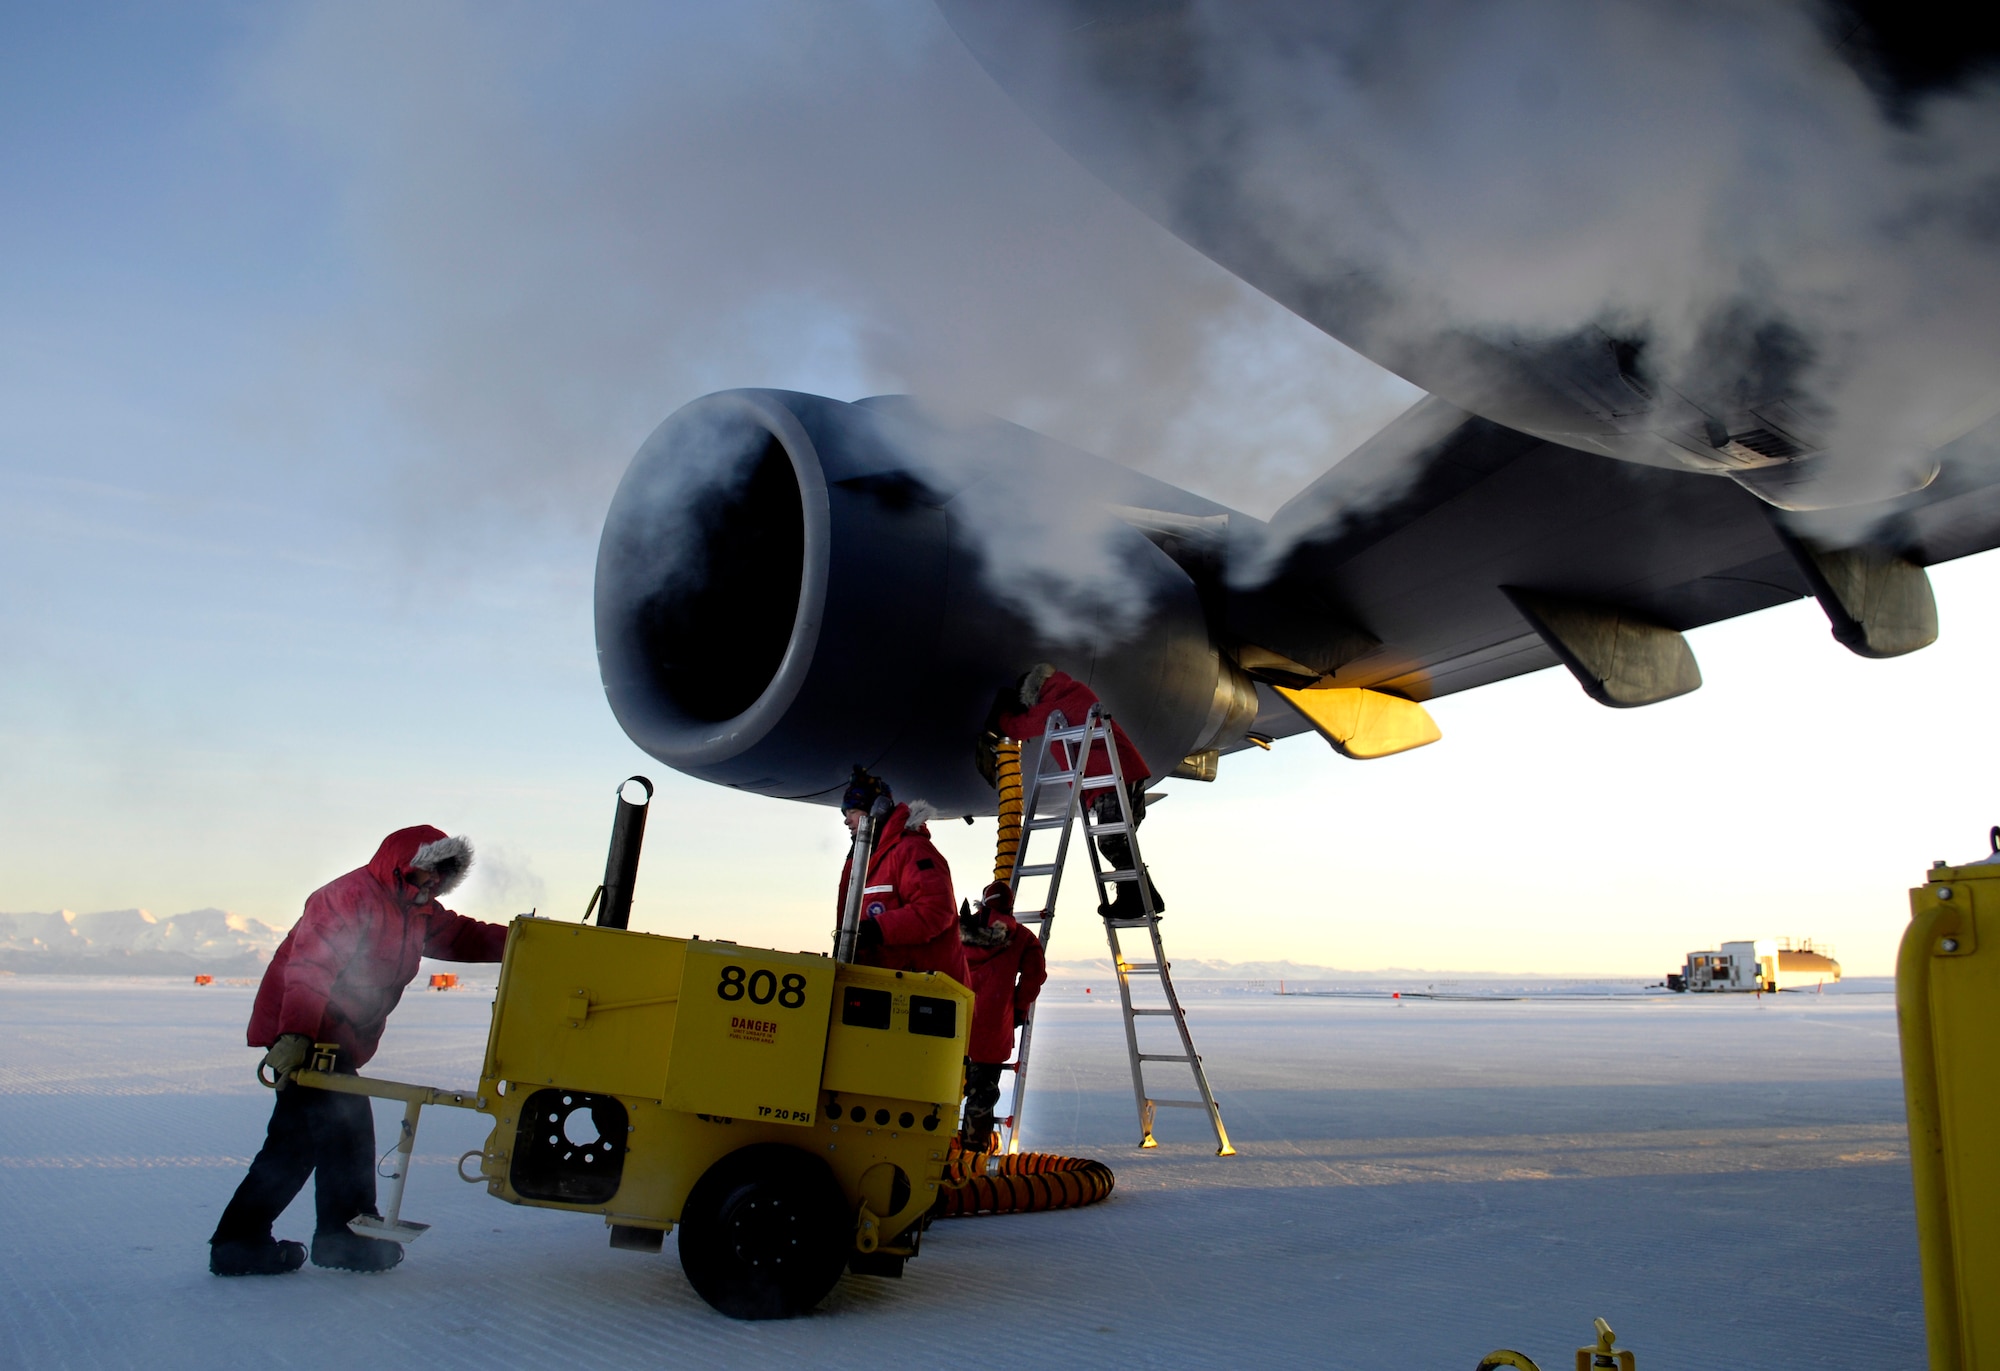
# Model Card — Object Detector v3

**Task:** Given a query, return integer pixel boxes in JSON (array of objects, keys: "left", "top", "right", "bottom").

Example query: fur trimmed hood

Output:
[
  {"left": 410, "top": 834, "right": 474, "bottom": 896},
  {"left": 960, "top": 916, "right": 1010, "bottom": 948},
  {"left": 903, "top": 799, "right": 940, "bottom": 833},
  {"left": 1019, "top": 662, "right": 1057, "bottom": 708}
]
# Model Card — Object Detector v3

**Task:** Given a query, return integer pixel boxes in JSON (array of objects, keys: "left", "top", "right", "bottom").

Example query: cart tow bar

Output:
[{"left": 261, "top": 1042, "right": 486, "bottom": 1243}]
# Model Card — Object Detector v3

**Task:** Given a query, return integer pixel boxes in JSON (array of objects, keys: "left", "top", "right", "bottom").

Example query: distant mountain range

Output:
[
  {"left": 1044, "top": 957, "right": 1661, "bottom": 982},
  {"left": 0, "top": 914, "right": 1657, "bottom": 983},
  {"left": 1048, "top": 957, "right": 1398, "bottom": 980},
  {"left": 0, "top": 909, "right": 284, "bottom": 975}
]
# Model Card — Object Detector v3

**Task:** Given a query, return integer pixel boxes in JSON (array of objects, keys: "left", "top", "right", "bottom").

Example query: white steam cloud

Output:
[
  {"left": 241, "top": 0, "right": 1416, "bottom": 563},
  {"left": 954, "top": 0, "right": 2000, "bottom": 524},
  {"left": 236, "top": 0, "right": 2000, "bottom": 637}
]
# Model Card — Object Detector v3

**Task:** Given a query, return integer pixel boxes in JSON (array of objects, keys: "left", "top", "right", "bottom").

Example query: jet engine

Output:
[{"left": 594, "top": 389, "right": 1259, "bottom": 813}]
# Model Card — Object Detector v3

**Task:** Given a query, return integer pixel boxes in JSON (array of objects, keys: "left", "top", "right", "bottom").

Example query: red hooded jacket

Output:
[
  {"left": 962, "top": 911, "right": 1047, "bottom": 1064},
  {"left": 836, "top": 802, "right": 970, "bottom": 985},
  {"left": 246, "top": 826, "right": 508, "bottom": 1066},
  {"left": 996, "top": 670, "right": 1150, "bottom": 785}
]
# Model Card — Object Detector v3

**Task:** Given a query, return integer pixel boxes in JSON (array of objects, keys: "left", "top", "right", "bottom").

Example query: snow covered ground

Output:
[{"left": 0, "top": 974, "right": 1919, "bottom": 1369}]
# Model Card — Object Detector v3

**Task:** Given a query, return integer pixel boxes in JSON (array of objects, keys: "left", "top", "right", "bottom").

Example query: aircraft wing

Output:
[{"left": 1224, "top": 397, "right": 2000, "bottom": 742}]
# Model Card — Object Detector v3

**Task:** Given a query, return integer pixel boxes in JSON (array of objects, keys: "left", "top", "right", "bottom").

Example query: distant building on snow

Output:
[{"left": 1668, "top": 939, "right": 1840, "bottom": 993}]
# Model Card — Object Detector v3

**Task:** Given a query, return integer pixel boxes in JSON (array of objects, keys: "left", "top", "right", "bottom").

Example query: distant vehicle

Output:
[{"left": 1669, "top": 939, "right": 1841, "bottom": 993}]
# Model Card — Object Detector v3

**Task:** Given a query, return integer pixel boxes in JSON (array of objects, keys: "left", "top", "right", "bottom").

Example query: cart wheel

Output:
[{"left": 677, "top": 1144, "right": 849, "bottom": 1320}]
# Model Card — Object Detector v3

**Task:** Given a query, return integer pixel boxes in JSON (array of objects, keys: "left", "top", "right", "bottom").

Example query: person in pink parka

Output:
[{"left": 210, "top": 826, "right": 509, "bottom": 1279}]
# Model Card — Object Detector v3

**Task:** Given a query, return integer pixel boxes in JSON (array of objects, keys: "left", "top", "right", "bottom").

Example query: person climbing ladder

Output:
[{"left": 995, "top": 663, "right": 1163, "bottom": 918}]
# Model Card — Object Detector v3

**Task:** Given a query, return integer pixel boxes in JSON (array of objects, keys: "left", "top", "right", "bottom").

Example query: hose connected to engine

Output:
[
  {"left": 937, "top": 1149, "right": 1116, "bottom": 1218},
  {"left": 935, "top": 740, "right": 1113, "bottom": 1220},
  {"left": 992, "top": 740, "right": 1022, "bottom": 883}
]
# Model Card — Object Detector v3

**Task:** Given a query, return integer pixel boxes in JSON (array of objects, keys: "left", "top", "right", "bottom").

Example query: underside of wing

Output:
[{"left": 1219, "top": 398, "right": 1999, "bottom": 746}]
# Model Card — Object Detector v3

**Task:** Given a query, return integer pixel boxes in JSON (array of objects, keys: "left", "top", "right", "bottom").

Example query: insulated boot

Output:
[
  {"left": 1099, "top": 873, "right": 1164, "bottom": 920},
  {"left": 311, "top": 1229, "right": 404, "bottom": 1273},
  {"left": 209, "top": 1238, "right": 306, "bottom": 1277}
]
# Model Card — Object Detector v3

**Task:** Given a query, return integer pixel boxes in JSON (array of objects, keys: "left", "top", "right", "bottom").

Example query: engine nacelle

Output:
[{"left": 595, "top": 389, "right": 1257, "bottom": 812}]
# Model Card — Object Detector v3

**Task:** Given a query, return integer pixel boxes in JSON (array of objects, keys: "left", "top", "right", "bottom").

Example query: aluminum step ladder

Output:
[{"left": 1000, "top": 705, "right": 1234, "bottom": 1156}]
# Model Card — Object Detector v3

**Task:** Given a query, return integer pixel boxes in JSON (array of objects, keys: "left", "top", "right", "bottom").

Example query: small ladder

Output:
[{"left": 1000, "top": 705, "right": 1234, "bottom": 1156}]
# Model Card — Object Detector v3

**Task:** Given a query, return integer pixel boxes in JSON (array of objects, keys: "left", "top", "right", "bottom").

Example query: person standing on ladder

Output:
[
  {"left": 836, "top": 768, "right": 969, "bottom": 983},
  {"left": 958, "top": 879, "right": 1047, "bottom": 1153},
  {"left": 211, "top": 827, "right": 507, "bottom": 1278},
  {"left": 996, "top": 663, "right": 1162, "bottom": 919}
]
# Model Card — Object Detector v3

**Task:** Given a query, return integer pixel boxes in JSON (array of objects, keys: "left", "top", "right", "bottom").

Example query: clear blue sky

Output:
[{"left": 5, "top": 1, "right": 1996, "bottom": 976}]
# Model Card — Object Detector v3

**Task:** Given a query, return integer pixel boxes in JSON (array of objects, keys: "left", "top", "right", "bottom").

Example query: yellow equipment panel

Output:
[
  {"left": 821, "top": 964, "right": 972, "bottom": 1107},
  {"left": 1901, "top": 861, "right": 2000, "bottom": 1371},
  {"left": 661, "top": 942, "right": 836, "bottom": 1127},
  {"left": 472, "top": 919, "right": 966, "bottom": 1258},
  {"left": 485, "top": 919, "right": 686, "bottom": 1100}
]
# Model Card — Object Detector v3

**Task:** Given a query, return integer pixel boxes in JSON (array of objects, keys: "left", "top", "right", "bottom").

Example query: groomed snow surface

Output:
[{"left": 0, "top": 974, "right": 1919, "bottom": 1369}]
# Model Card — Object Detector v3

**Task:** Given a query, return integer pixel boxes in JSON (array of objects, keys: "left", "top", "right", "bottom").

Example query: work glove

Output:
[
  {"left": 856, "top": 917, "right": 885, "bottom": 953},
  {"left": 958, "top": 898, "right": 981, "bottom": 935},
  {"left": 974, "top": 729, "right": 1003, "bottom": 790},
  {"left": 261, "top": 1033, "right": 311, "bottom": 1088}
]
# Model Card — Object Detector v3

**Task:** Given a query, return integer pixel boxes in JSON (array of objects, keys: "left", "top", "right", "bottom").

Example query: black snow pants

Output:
[
  {"left": 1090, "top": 784, "right": 1161, "bottom": 912},
  {"left": 961, "top": 1060, "right": 1005, "bottom": 1152},
  {"left": 212, "top": 1061, "right": 376, "bottom": 1244}
]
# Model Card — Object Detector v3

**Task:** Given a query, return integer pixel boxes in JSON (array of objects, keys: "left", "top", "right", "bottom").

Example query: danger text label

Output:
[{"left": 727, "top": 1015, "right": 779, "bottom": 1044}]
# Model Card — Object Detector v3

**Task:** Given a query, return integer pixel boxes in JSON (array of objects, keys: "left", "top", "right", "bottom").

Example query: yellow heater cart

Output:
[
  {"left": 1900, "top": 854, "right": 2000, "bottom": 1371},
  {"left": 291, "top": 915, "right": 971, "bottom": 1319}
]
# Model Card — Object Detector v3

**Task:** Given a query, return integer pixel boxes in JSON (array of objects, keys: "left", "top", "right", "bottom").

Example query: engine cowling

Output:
[{"left": 594, "top": 389, "right": 1257, "bottom": 812}]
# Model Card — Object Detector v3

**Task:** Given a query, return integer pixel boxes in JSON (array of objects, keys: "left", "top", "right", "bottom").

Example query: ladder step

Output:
[
  {"left": 1120, "top": 961, "right": 1163, "bottom": 973},
  {"left": 1079, "top": 776, "right": 1117, "bottom": 790},
  {"left": 1015, "top": 864, "right": 1057, "bottom": 878},
  {"left": 1129, "top": 1008, "right": 1178, "bottom": 1016},
  {"left": 1025, "top": 817, "right": 1070, "bottom": 830},
  {"left": 1086, "top": 822, "right": 1130, "bottom": 836},
  {"left": 1137, "top": 1053, "right": 1193, "bottom": 1063},
  {"left": 1148, "top": 1099, "right": 1212, "bottom": 1110}
]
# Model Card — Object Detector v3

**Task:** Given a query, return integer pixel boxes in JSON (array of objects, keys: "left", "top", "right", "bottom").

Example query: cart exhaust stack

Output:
[{"left": 595, "top": 775, "right": 652, "bottom": 930}]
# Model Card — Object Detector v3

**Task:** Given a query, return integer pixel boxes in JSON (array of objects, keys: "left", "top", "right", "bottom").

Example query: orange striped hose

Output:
[
  {"left": 992, "top": 740, "right": 1023, "bottom": 883},
  {"left": 937, "top": 1150, "right": 1116, "bottom": 1218}
]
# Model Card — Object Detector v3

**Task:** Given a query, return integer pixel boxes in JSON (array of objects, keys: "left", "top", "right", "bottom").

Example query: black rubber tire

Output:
[{"left": 677, "top": 1144, "right": 850, "bottom": 1319}]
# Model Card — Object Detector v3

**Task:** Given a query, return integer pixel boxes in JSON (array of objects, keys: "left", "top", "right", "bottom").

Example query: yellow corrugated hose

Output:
[
  {"left": 992, "top": 740, "right": 1022, "bottom": 883},
  {"left": 937, "top": 1144, "right": 1116, "bottom": 1218},
  {"left": 937, "top": 745, "right": 1116, "bottom": 1219}
]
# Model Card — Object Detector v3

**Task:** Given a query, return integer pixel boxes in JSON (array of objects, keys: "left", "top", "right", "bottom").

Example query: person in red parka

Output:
[
  {"left": 210, "top": 826, "right": 510, "bottom": 1278},
  {"left": 958, "top": 880, "right": 1047, "bottom": 1153},
  {"left": 995, "top": 663, "right": 1163, "bottom": 919},
  {"left": 836, "top": 769, "right": 969, "bottom": 986}
]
